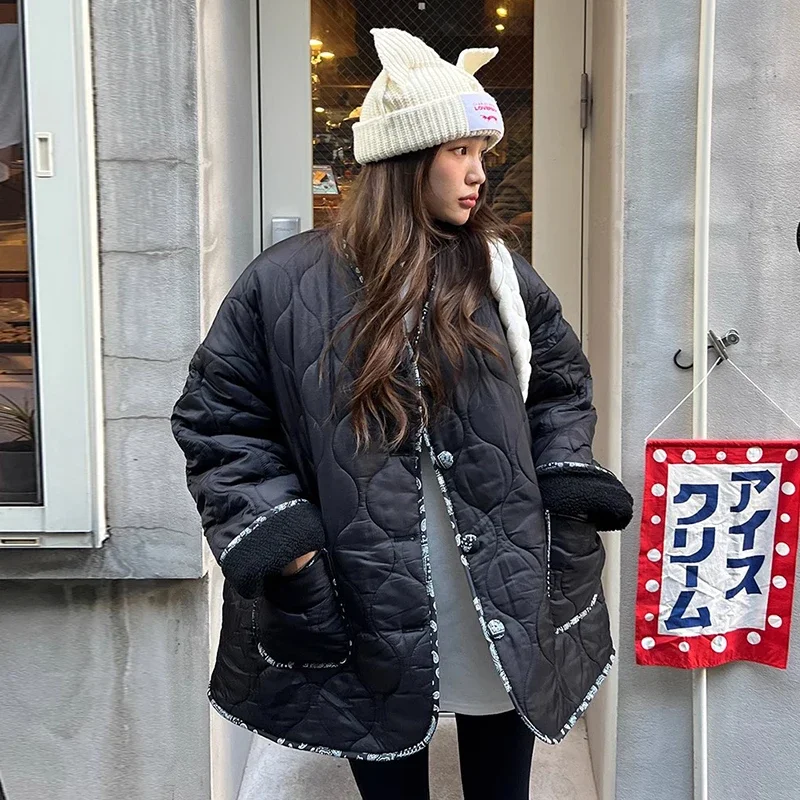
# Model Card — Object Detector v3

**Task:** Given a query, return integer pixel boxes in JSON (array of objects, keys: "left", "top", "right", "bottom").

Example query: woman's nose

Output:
[{"left": 468, "top": 163, "right": 486, "bottom": 186}]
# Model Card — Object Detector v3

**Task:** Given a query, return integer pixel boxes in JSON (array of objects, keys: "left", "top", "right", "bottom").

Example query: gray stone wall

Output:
[
  {"left": 0, "top": 579, "right": 211, "bottom": 799},
  {"left": 618, "top": 2, "right": 800, "bottom": 798}
]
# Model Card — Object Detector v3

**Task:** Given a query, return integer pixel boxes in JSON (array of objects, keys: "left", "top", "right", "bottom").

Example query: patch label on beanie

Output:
[{"left": 460, "top": 93, "right": 503, "bottom": 134}]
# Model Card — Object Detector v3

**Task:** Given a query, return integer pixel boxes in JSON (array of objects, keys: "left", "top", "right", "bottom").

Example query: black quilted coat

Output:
[{"left": 171, "top": 229, "right": 633, "bottom": 760}]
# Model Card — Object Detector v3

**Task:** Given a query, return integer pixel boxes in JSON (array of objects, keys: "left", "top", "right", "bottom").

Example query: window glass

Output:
[{"left": 0, "top": 0, "right": 40, "bottom": 505}]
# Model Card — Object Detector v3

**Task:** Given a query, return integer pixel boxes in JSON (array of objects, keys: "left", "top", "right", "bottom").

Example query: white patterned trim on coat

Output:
[
  {"left": 536, "top": 460, "right": 617, "bottom": 479},
  {"left": 545, "top": 509, "right": 553, "bottom": 599},
  {"left": 219, "top": 498, "right": 310, "bottom": 564},
  {"left": 544, "top": 509, "right": 600, "bottom": 634},
  {"left": 208, "top": 685, "right": 438, "bottom": 761},
  {"left": 553, "top": 594, "right": 600, "bottom": 635}
]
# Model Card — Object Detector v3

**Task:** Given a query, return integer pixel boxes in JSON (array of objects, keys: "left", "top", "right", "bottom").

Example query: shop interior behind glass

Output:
[{"left": 0, "top": 0, "right": 37, "bottom": 504}]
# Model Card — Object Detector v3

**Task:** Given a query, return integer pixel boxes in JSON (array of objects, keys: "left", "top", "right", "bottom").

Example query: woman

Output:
[{"left": 172, "top": 28, "right": 632, "bottom": 800}]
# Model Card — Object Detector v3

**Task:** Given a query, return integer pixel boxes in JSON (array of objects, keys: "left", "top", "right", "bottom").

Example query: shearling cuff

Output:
[
  {"left": 219, "top": 499, "right": 326, "bottom": 598},
  {"left": 537, "top": 461, "right": 634, "bottom": 532}
]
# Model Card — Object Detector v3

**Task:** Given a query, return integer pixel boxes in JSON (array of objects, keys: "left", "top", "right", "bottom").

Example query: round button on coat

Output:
[
  {"left": 460, "top": 533, "right": 479, "bottom": 554},
  {"left": 435, "top": 450, "right": 454, "bottom": 469},
  {"left": 487, "top": 619, "right": 506, "bottom": 640}
]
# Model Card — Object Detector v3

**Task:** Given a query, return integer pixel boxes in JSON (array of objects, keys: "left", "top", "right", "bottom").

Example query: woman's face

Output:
[{"left": 424, "top": 136, "right": 489, "bottom": 226}]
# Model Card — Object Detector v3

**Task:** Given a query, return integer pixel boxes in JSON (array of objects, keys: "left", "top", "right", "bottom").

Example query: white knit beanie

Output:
[{"left": 353, "top": 28, "right": 505, "bottom": 165}]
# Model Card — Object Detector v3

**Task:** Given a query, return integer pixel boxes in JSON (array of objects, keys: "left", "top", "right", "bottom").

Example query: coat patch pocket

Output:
[
  {"left": 254, "top": 549, "right": 351, "bottom": 669},
  {"left": 546, "top": 511, "right": 606, "bottom": 633}
]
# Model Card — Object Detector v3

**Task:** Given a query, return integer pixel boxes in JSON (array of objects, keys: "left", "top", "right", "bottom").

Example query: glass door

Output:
[{"left": 259, "top": 0, "right": 585, "bottom": 327}]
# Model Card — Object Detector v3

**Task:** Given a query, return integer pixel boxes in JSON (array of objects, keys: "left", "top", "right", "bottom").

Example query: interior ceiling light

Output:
[
  {"left": 320, "top": 51, "right": 335, "bottom": 60},
  {"left": 495, "top": 23, "right": 505, "bottom": 31},
  {"left": 310, "top": 38, "right": 323, "bottom": 48},
  {"left": 496, "top": 7, "right": 508, "bottom": 17},
  {"left": 314, "top": 106, "right": 326, "bottom": 113}
]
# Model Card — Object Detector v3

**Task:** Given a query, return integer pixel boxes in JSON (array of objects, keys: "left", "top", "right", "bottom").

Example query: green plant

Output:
[{"left": 0, "top": 392, "right": 35, "bottom": 442}]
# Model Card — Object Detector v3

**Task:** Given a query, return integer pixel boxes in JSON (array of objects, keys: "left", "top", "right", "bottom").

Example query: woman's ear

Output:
[{"left": 456, "top": 47, "right": 499, "bottom": 76}]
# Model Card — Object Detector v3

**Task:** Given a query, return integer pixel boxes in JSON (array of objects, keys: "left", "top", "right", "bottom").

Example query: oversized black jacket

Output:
[{"left": 171, "top": 229, "right": 632, "bottom": 760}]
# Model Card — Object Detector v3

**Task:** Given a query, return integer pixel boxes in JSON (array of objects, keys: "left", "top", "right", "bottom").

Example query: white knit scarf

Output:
[{"left": 488, "top": 239, "right": 531, "bottom": 402}]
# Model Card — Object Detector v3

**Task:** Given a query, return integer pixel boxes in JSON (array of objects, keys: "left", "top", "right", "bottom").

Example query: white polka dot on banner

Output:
[
  {"left": 652, "top": 484, "right": 666, "bottom": 497},
  {"left": 781, "top": 513, "right": 791, "bottom": 523},
  {"left": 787, "top": 449, "right": 799, "bottom": 462},
  {"left": 651, "top": 515, "right": 662, "bottom": 525},
  {"left": 776, "top": 542, "right": 791, "bottom": 556},
  {"left": 768, "top": 615, "right": 783, "bottom": 628},
  {"left": 773, "top": 575, "right": 787, "bottom": 589},
  {"left": 782, "top": 482, "right": 796, "bottom": 496},
  {"left": 653, "top": 449, "right": 667, "bottom": 463},
  {"left": 747, "top": 632, "right": 761, "bottom": 645},
  {"left": 682, "top": 450, "right": 697, "bottom": 463},
  {"left": 711, "top": 635, "right": 727, "bottom": 653},
  {"left": 747, "top": 447, "right": 763, "bottom": 463},
  {"left": 679, "top": 642, "right": 690, "bottom": 653},
  {"left": 641, "top": 637, "right": 655, "bottom": 650},
  {"left": 716, "top": 451, "right": 727, "bottom": 461},
  {"left": 645, "top": 579, "right": 660, "bottom": 593},
  {"left": 645, "top": 613, "right": 655, "bottom": 622},
  {"left": 647, "top": 549, "right": 662, "bottom": 562}
]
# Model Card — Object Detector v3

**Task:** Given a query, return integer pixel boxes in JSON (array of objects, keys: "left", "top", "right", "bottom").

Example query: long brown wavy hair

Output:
[{"left": 325, "top": 145, "right": 516, "bottom": 454}]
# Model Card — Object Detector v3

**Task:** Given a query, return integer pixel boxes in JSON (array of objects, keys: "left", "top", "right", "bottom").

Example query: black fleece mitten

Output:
[
  {"left": 220, "top": 501, "right": 327, "bottom": 598},
  {"left": 537, "top": 461, "right": 634, "bottom": 531}
]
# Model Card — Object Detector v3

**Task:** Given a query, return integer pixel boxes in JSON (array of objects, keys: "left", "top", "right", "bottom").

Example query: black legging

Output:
[{"left": 348, "top": 710, "right": 535, "bottom": 800}]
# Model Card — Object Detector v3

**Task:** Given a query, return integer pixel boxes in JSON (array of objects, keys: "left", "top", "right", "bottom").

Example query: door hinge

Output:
[{"left": 580, "top": 73, "right": 591, "bottom": 130}]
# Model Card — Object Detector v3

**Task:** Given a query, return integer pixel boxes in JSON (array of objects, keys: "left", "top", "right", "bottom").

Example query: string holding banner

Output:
[
  {"left": 645, "top": 357, "right": 724, "bottom": 443},
  {"left": 645, "top": 356, "right": 800, "bottom": 443}
]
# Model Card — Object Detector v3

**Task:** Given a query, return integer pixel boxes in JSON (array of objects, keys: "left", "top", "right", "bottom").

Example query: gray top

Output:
[
  {"left": 420, "top": 453, "right": 514, "bottom": 715},
  {"left": 403, "top": 293, "right": 514, "bottom": 716}
]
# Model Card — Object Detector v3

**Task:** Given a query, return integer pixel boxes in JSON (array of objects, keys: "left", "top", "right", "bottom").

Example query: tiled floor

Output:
[{"left": 237, "top": 716, "right": 598, "bottom": 800}]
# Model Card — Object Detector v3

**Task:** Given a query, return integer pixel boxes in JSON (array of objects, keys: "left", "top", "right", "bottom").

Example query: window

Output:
[{"left": 0, "top": 0, "right": 102, "bottom": 546}]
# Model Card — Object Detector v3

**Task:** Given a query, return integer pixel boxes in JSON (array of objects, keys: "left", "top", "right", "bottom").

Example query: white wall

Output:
[{"left": 617, "top": 2, "right": 800, "bottom": 798}]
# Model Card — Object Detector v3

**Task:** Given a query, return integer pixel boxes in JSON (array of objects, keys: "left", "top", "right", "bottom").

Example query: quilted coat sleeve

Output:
[
  {"left": 511, "top": 251, "right": 634, "bottom": 531},
  {"left": 511, "top": 251, "right": 596, "bottom": 467},
  {"left": 171, "top": 266, "right": 325, "bottom": 599}
]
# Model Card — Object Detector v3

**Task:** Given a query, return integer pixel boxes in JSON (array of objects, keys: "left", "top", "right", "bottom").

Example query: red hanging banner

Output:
[{"left": 636, "top": 440, "right": 800, "bottom": 669}]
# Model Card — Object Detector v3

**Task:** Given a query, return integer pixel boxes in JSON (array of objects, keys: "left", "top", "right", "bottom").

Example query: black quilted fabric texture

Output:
[{"left": 171, "top": 229, "right": 619, "bottom": 759}]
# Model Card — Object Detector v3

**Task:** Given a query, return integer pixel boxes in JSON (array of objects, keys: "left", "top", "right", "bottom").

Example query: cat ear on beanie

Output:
[
  {"left": 371, "top": 27, "right": 439, "bottom": 84},
  {"left": 456, "top": 47, "right": 499, "bottom": 76}
]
